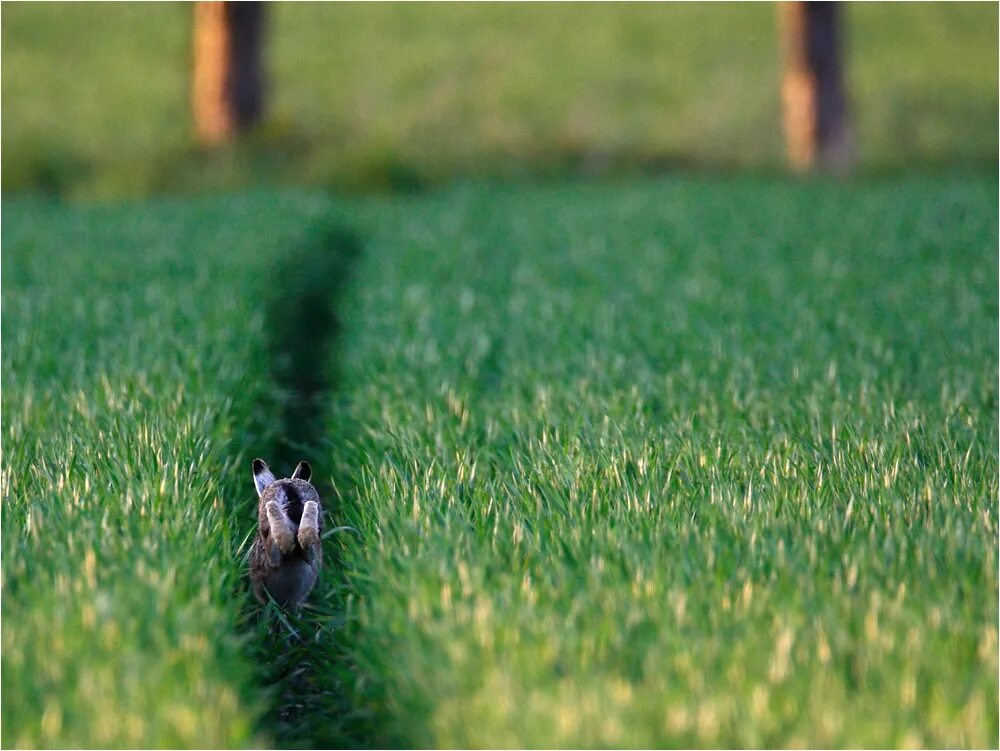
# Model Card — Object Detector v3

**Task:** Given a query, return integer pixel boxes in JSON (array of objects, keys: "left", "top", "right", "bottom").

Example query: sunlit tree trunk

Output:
[
  {"left": 779, "top": 2, "right": 853, "bottom": 173},
  {"left": 192, "top": 1, "right": 265, "bottom": 146}
]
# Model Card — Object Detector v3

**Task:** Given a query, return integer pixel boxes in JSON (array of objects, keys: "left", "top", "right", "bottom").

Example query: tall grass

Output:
[
  {"left": 313, "top": 176, "right": 998, "bottom": 747},
  {"left": 2, "top": 175, "right": 996, "bottom": 748},
  {"left": 0, "top": 194, "right": 334, "bottom": 747}
]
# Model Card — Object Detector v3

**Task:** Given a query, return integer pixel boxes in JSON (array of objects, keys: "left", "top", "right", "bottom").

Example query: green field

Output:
[
  {"left": 3, "top": 175, "right": 996, "bottom": 747},
  {"left": 0, "top": 194, "right": 342, "bottom": 747},
  {"left": 2, "top": 3, "right": 997, "bottom": 198},
  {"left": 316, "top": 176, "right": 999, "bottom": 747}
]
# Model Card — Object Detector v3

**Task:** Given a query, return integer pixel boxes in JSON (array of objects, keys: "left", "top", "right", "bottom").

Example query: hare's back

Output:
[{"left": 262, "top": 478, "right": 320, "bottom": 526}]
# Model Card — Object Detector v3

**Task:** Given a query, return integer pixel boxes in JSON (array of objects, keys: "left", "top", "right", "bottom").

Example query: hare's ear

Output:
[
  {"left": 252, "top": 459, "right": 277, "bottom": 497},
  {"left": 291, "top": 461, "right": 312, "bottom": 482}
]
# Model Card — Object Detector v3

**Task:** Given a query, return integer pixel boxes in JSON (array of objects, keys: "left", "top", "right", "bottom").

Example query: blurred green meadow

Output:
[
  {"left": 2, "top": 3, "right": 998, "bottom": 750},
  {"left": 2, "top": 2, "right": 997, "bottom": 199}
]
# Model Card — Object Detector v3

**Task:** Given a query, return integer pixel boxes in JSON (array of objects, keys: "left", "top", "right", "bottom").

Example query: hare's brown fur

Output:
[{"left": 248, "top": 459, "right": 323, "bottom": 606}]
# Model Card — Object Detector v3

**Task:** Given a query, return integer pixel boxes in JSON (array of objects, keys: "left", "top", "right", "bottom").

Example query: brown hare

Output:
[{"left": 248, "top": 458, "right": 323, "bottom": 606}]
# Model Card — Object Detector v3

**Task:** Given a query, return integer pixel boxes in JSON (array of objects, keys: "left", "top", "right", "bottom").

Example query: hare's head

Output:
[{"left": 252, "top": 458, "right": 320, "bottom": 526}]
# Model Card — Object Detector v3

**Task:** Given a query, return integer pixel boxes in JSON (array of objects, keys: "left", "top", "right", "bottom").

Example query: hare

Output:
[{"left": 248, "top": 458, "right": 323, "bottom": 606}]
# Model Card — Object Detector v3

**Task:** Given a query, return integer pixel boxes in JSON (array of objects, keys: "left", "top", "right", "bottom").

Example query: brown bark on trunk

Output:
[
  {"left": 779, "top": 2, "right": 852, "bottom": 173},
  {"left": 192, "top": 1, "right": 265, "bottom": 146}
]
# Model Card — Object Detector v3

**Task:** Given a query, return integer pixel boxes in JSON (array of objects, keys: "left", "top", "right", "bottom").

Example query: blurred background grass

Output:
[{"left": 2, "top": 2, "right": 996, "bottom": 200}]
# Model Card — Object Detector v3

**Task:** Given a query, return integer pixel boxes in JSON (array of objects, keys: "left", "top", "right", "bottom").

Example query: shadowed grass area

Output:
[
  {"left": 264, "top": 224, "right": 362, "bottom": 470},
  {"left": 253, "top": 224, "right": 364, "bottom": 748},
  {"left": 2, "top": 3, "right": 997, "bottom": 198},
  {"left": 308, "top": 175, "right": 998, "bottom": 747}
]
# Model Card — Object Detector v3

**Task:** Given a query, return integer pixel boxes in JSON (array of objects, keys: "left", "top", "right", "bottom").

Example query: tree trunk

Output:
[
  {"left": 779, "top": 2, "right": 852, "bottom": 173},
  {"left": 192, "top": 1, "right": 265, "bottom": 146}
]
